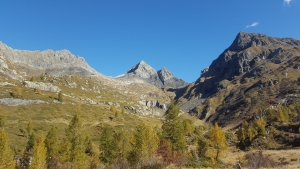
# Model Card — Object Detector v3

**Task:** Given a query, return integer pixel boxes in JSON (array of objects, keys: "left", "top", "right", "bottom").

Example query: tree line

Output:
[{"left": 0, "top": 101, "right": 227, "bottom": 169}]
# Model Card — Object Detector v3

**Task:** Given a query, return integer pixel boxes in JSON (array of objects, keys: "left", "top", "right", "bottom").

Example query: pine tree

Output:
[
  {"left": 30, "top": 136, "right": 47, "bottom": 169},
  {"left": 0, "top": 129, "right": 15, "bottom": 169},
  {"left": 208, "top": 123, "right": 227, "bottom": 161}
]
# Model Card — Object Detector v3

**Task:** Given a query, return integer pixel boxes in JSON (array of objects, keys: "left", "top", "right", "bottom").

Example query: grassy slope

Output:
[{"left": 0, "top": 73, "right": 164, "bottom": 151}]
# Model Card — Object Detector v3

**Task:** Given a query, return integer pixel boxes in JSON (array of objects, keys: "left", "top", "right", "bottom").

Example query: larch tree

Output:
[
  {"left": 65, "top": 114, "right": 86, "bottom": 167},
  {"left": 99, "top": 126, "right": 116, "bottom": 164},
  {"left": 161, "top": 100, "right": 186, "bottom": 153},
  {"left": 0, "top": 129, "right": 15, "bottom": 169},
  {"left": 100, "top": 128, "right": 131, "bottom": 165},
  {"left": 145, "top": 125, "right": 159, "bottom": 159},
  {"left": 45, "top": 126, "right": 59, "bottom": 167},
  {"left": 113, "top": 130, "right": 131, "bottom": 162},
  {"left": 30, "top": 135, "right": 47, "bottom": 169},
  {"left": 208, "top": 123, "right": 227, "bottom": 161},
  {"left": 128, "top": 123, "right": 158, "bottom": 165}
]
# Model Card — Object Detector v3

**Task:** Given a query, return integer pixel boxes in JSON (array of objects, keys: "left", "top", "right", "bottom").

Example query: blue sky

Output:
[{"left": 0, "top": 0, "right": 299, "bottom": 83}]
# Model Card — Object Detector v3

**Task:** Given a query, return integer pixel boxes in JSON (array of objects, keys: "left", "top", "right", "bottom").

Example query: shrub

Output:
[
  {"left": 245, "top": 151, "right": 278, "bottom": 168},
  {"left": 35, "top": 87, "right": 42, "bottom": 94},
  {"left": 10, "top": 87, "right": 22, "bottom": 98},
  {"left": 57, "top": 91, "right": 63, "bottom": 102}
]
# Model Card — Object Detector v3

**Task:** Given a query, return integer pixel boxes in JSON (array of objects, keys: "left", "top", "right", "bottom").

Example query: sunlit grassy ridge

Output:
[{"left": 0, "top": 72, "right": 167, "bottom": 152}]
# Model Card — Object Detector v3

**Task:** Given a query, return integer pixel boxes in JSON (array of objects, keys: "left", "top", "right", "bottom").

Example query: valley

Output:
[{"left": 0, "top": 32, "right": 300, "bottom": 168}]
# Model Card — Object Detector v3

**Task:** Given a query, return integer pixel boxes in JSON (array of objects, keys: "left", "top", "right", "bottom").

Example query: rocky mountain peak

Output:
[
  {"left": 158, "top": 67, "right": 174, "bottom": 82},
  {"left": 127, "top": 60, "right": 157, "bottom": 78},
  {"left": 178, "top": 32, "right": 300, "bottom": 127},
  {"left": 118, "top": 61, "right": 188, "bottom": 89},
  {"left": 228, "top": 32, "right": 300, "bottom": 52},
  {"left": 0, "top": 41, "right": 97, "bottom": 76}
]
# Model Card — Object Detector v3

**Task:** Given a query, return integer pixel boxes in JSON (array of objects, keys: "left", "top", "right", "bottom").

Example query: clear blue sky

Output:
[{"left": 0, "top": 0, "right": 299, "bottom": 82}]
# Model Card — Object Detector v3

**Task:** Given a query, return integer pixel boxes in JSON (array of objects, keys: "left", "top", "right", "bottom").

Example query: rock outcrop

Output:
[
  {"left": 0, "top": 98, "right": 47, "bottom": 106},
  {"left": 117, "top": 61, "right": 188, "bottom": 89},
  {"left": 23, "top": 81, "right": 61, "bottom": 93},
  {"left": 158, "top": 67, "right": 187, "bottom": 88}
]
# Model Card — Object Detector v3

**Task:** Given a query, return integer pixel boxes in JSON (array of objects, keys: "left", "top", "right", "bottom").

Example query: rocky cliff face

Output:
[
  {"left": 178, "top": 32, "right": 300, "bottom": 127},
  {"left": 117, "top": 61, "right": 188, "bottom": 89},
  {"left": 0, "top": 41, "right": 97, "bottom": 76}
]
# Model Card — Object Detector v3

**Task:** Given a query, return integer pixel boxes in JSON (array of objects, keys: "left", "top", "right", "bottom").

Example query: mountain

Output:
[
  {"left": 0, "top": 42, "right": 171, "bottom": 117},
  {"left": 0, "top": 41, "right": 97, "bottom": 76},
  {"left": 177, "top": 32, "right": 300, "bottom": 127},
  {"left": 117, "top": 60, "right": 188, "bottom": 89}
]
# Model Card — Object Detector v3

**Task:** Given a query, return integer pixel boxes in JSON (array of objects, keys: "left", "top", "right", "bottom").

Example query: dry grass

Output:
[{"left": 221, "top": 147, "right": 300, "bottom": 169}]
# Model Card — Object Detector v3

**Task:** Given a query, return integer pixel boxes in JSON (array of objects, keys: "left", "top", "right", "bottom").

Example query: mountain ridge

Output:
[
  {"left": 177, "top": 32, "right": 300, "bottom": 127},
  {"left": 0, "top": 41, "right": 98, "bottom": 76},
  {"left": 117, "top": 60, "right": 188, "bottom": 89}
]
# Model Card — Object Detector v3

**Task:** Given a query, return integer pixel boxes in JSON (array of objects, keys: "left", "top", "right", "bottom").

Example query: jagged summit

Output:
[
  {"left": 177, "top": 32, "right": 300, "bottom": 127},
  {"left": 0, "top": 41, "right": 97, "bottom": 76},
  {"left": 201, "top": 32, "right": 300, "bottom": 80},
  {"left": 117, "top": 61, "right": 188, "bottom": 89},
  {"left": 158, "top": 67, "right": 174, "bottom": 82},
  {"left": 127, "top": 60, "right": 157, "bottom": 78},
  {"left": 228, "top": 32, "right": 300, "bottom": 52}
]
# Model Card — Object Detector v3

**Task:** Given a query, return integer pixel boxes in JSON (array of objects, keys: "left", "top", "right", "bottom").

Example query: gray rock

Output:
[
  {"left": 23, "top": 81, "right": 60, "bottom": 92},
  {"left": 0, "top": 41, "right": 98, "bottom": 76},
  {"left": 117, "top": 61, "right": 188, "bottom": 89},
  {"left": 158, "top": 67, "right": 188, "bottom": 88},
  {"left": 0, "top": 98, "right": 47, "bottom": 106}
]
